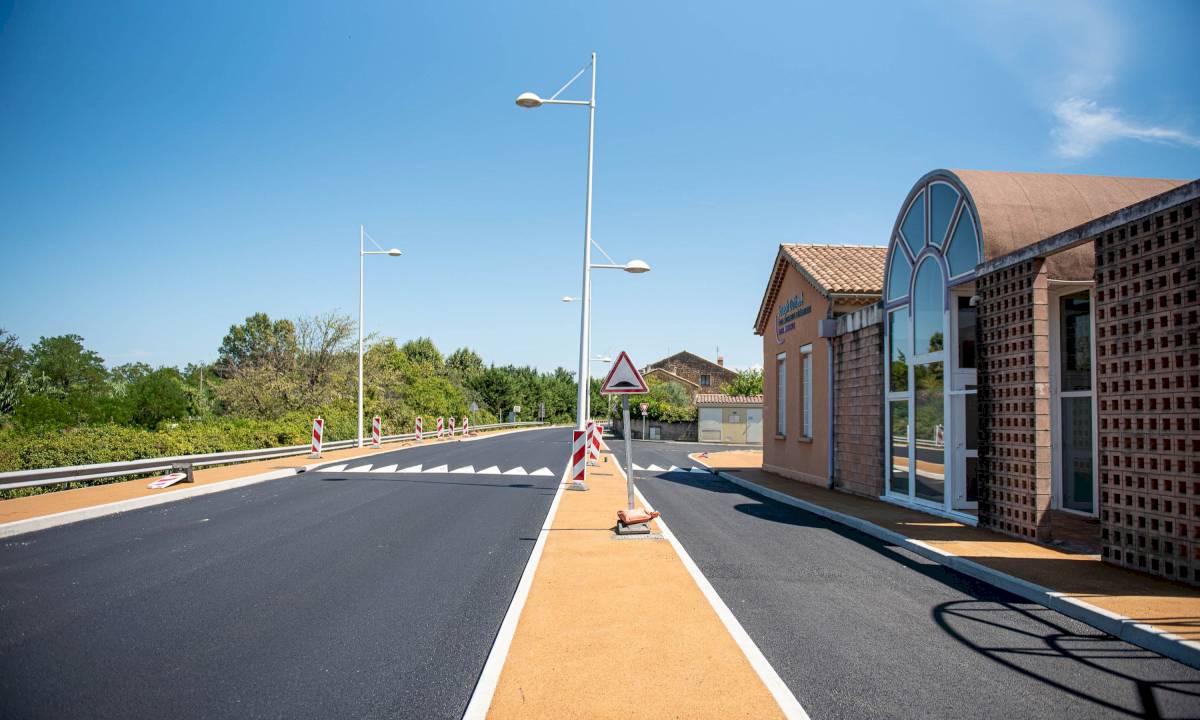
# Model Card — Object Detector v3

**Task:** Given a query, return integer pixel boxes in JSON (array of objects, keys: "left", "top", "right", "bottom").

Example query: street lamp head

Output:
[
  {"left": 387, "top": 248, "right": 403, "bottom": 256},
  {"left": 623, "top": 259, "right": 651, "bottom": 274},
  {"left": 561, "top": 296, "right": 577, "bottom": 302},
  {"left": 595, "top": 356, "right": 612, "bottom": 363},
  {"left": 515, "top": 92, "right": 543, "bottom": 108}
]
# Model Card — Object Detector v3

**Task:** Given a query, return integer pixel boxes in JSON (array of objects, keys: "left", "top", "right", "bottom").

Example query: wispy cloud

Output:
[{"left": 1052, "top": 98, "right": 1200, "bottom": 160}]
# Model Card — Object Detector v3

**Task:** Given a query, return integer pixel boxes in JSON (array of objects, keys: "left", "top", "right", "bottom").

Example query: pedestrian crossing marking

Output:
[
  {"left": 450, "top": 465, "right": 475, "bottom": 474},
  {"left": 478, "top": 466, "right": 502, "bottom": 475},
  {"left": 530, "top": 467, "right": 555, "bottom": 476},
  {"left": 320, "top": 464, "right": 347, "bottom": 473},
  {"left": 371, "top": 464, "right": 398, "bottom": 473},
  {"left": 424, "top": 464, "right": 448, "bottom": 473},
  {"left": 503, "top": 466, "right": 527, "bottom": 475},
  {"left": 346, "top": 464, "right": 373, "bottom": 473},
  {"left": 398, "top": 464, "right": 423, "bottom": 473}
]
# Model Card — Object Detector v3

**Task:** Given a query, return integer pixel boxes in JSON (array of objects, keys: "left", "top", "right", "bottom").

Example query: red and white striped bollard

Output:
[
  {"left": 310, "top": 417, "right": 324, "bottom": 458},
  {"left": 371, "top": 416, "right": 381, "bottom": 447},
  {"left": 436, "top": 416, "right": 445, "bottom": 438},
  {"left": 415, "top": 416, "right": 423, "bottom": 441}
]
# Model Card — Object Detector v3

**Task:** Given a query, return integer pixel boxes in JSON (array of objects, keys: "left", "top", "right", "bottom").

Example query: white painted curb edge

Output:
[
  {"left": 713, "top": 469, "right": 1200, "bottom": 671},
  {"left": 0, "top": 424, "right": 559, "bottom": 541},
  {"left": 461, "top": 462, "right": 570, "bottom": 719}
]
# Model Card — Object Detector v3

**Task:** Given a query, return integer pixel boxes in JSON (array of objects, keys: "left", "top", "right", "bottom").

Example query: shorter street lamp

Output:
[{"left": 358, "top": 225, "right": 403, "bottom": 448}]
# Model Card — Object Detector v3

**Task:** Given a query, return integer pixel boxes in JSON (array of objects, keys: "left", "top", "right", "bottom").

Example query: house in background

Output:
[
  {"left": 697, "top": 394, "right": 764, "bottom": 444},
  {"left": 642, "top": 351, "right": 738, "bottom": 399}
]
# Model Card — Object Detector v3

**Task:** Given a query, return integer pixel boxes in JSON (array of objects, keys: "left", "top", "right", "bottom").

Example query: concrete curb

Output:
[
  {"left": 713, "top": 469, "right": 1200, "bottom": 671},
  {"left": 0, "top": 424, "right": 561, "bottom": 540}
]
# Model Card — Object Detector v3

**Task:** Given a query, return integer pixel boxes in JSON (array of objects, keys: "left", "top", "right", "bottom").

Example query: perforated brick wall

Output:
[
  {"left": 833, "top": 314, "right": 884, "bottom": 498},
  {"left": 976, "top": 259, "right": 1053, "bottom": 541},
  {"left": 1095, "top": 198, "right": 1200, "bottom": 584}
]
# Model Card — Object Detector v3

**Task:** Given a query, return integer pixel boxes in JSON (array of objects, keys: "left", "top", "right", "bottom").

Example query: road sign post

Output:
[
  {"left": 598, "top": 351, "right": 649, "bottom": 513},
  {"left": 640, "top": 402, "right": 648, "bottom": 440}
]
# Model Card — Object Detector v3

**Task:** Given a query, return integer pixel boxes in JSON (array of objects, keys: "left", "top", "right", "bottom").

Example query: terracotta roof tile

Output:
[
  {"left": 694, "top": 394, "right": 764, "bottom": 406},
  {"left": 780, "top": 244, "right": 887, "bottom": 295}
]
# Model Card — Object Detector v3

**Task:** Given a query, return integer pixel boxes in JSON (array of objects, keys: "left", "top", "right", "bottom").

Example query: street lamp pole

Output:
[
  {"left": 357, "top": 225, "right": 402, "bottom": 448},
  {"left": 575, "top": 51, "right": 597, "bottom": 432}
]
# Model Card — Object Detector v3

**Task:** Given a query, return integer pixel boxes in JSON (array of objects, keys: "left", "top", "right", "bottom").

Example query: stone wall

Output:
[
  {"left": 1095, "top": 197, "right": 1200, "bottom": 583},
  {"left": 833, "top": 304, "right": 884, "bottom": 497},
  {"left": 976, "top": 259, "right": 1053, "bottom": 541}
]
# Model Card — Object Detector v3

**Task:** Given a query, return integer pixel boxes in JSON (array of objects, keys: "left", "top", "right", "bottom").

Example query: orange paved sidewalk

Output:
[
  {"left": 486, "top": 451, "right": 788, "bottom": 720},
  {"left": 695, "top": 450, "right": 1200, "bottom": 643},
  {"left": 0, "top": 432, "right": 493, "bottom": 526}
]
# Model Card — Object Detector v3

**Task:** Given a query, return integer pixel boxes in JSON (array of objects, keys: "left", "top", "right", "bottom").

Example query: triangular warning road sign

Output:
[{"left": 599, "top": 350, "right": 648, "bottom": 394}]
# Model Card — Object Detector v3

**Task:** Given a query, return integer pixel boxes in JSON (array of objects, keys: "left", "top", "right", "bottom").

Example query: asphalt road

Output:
[
  {"left": 0, "top": 427, "right": 568, "bottom": 720},
  {"left": 609, "top": 437, "right": 1200, "bottom": 720}
]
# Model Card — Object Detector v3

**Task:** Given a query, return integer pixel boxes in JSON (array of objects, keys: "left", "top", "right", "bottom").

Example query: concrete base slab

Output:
[
  {"left": 568, "top": 481, "right": 589, "bottom": 492},
  {"left": 615, "top": 521, "right": 651, "bottom": 536}
]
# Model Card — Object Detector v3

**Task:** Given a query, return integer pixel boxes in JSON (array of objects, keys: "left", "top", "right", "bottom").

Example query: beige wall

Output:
[{"left": 762, "top": 266, "right": 831, "bottom": 486}]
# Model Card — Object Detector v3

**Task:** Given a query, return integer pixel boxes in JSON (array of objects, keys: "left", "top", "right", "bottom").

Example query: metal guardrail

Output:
[{"left": 0, "top": 421, "right": 550, "bottom": 492}]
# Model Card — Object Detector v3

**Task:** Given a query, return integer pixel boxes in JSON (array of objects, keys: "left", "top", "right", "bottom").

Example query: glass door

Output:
[
  {"left": 950, "top": 292, "right": 978, "bottom": 511},
  {"left": 1052, "top": 289, "right": 1096, "bottom": 515}
]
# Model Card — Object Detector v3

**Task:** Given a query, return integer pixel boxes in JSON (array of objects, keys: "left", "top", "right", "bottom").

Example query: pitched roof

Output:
[
  {"left": 644, "top": 351, "right": 735, "bottom": 377},
  {"left": 754, "top": 244, "right": 887, "bottom": 335},
  {"left": 695, "top": 393, "right": 763, "bottom": 406},
  {"left": 642, "top": 366, "right": 700, "bottom": 388}
]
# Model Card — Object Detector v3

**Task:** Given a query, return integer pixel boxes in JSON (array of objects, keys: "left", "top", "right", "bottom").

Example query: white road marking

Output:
[
  {"left": 502, "top": 466, "right": 527, "bottom": 476},
  {"left": 690, "top": 467, "right": 709, "bottom": 474},
  {"left": 462, "top": 462, "right": 570, "bottom": 719},
  {"left": 424, "top": 464, "right": 449, "bottom": 473},
  {"left": 345, "top": 464, "right": 373, "bottom": 473},
  {"left": 632, "top": 463, "right": 645, "bottom": 471},
  {"left": 450, "top": 465, "right": 475, "bottom": 474},
  {"left": 319, "top": 464, "right": 347, "bottom": 473},
  {"left": 646, "top": 464, "right": 665, "bottom": 471},
  {"left": 529, "top": 467, "right": 555, "bottom": 476},
  {"left": 371, "top": 464, "right": 398, "bottom": 473},
  {"left": 398, "top": 464, "right": 423, "bottom": 473},
  {"left": 477, "top": 465, "right": 502, "bottom": 475},
  {"left": 668, "top": 465, "right": 681, "bottom": 472},
  {"left": 629, "top": 483, "right": 810, "bottom": 720}
]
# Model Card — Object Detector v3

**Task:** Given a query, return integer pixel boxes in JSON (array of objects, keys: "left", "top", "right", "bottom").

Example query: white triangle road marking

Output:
[
  {"left": 450, "top": 465, "right": 475, "bottom": 474},
  {"left": 424, "top": 464, "right": 449, "bottom": 473},
  {"left": 319, "top": 464, "right": 347, "bottom": 473},
  {"left": 668, "top": 465, "right": 681, "bottom": 472},
  {"left": 346, "top": 464, "right": 373, "bottom": 473},
  {"left": 398, "top": 464, "right": 423, "bottom": 473},
  {"left": 530, "top": 467, "right": 555, "bottom": 476},
  {"left": 690, "top": 467, "right": 709, "bottom": 474},
  {"left": 646, "top": 464, "right": 664, "bottom": 471},
  {"left": 371, "top": 464, "right": 398, "bottom": 473},
  {"left": 632, "top": 463, "right": 644, "bottom": 471},
  {"left": 478, "top": 466, "right": 502, "bottom": 475},
  {"left": 503, "top": 466, "right": 527, "bottom": 476}
]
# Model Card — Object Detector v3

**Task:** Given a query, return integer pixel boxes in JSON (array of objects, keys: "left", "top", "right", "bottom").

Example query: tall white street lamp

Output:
[{"left": 358, "top": 224, "right": 402, "bottom": 448}]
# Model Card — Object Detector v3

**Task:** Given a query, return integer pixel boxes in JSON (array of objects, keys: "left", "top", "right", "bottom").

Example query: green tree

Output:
[
  {"left": 722, "top": 368, "right": 763, "bottom": 396},
  {"left": 126, "top": 368, "right": 190, "bottom": 428},
  {"left": 399, "top": 337, "right": 444, "bottom": 374},
  {"left": 26, "top": 334, "right": 106, "bottom": 397},
  {"left": 446, "top": 347, "right": 484, "bottom": 384},
  {"left": 216, "top": 313, "right": 297, "bottom": 377},
  {"left": 469, "top": 366, "right": 517, "bottom": 419},
  {"left": 0, "top": 328, "right": 26, "bottom": 418}
]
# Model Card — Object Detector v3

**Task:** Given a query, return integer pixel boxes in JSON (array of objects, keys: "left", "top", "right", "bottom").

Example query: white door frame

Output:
[
  {"left": 1048, "top": 282, "right": 1099, "bottom": 517},
  {"left": 949, "top": 287, "right": 978, "bottom": 511}
]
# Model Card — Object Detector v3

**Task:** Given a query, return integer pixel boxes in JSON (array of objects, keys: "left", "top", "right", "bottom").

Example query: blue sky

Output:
[{"left": 2, "top": 0, "right": 1198, "bottom": 377}]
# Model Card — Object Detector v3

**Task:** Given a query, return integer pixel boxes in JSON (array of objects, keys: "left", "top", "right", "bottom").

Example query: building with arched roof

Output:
[{"left": 758, "top": 169, "right": 1200, "bottom": 584}]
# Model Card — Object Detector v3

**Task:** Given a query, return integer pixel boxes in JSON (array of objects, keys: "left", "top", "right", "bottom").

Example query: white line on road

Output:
[
  {"left": 461, "top": 463, "right": 570, "bottom": 719},
  {"left": 424, "top": 464, "right": 448, "bottom": 473},
  {"left": 502, "top": 466, "right": 527, "bottom": 476},
  {"left": 345, "top": 464, "right": 373, "bottom": 473},
  {"left": 319, "top": 463, "right": 348, "bottom": 473},
  {"left": 477, "top": 466, "right": 502, "bottom": 475},
  {"left": 371, "top": 464, "right": 398, "bottom": 473},
  {"left": 398, "top": 464, "right": 423, "bottom": 473},
  {"left": 450, "top": 465, "right": 475, "bottom": 474},
  {"left": 628, "top": 481, "right": 810, "bottom": 720},
  {"left": 529, "top": 467, "right": 555, "bottom": 476}
]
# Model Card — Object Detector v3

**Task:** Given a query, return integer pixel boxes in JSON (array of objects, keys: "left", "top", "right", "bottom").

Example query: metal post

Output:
[
  {"left": 574, "top": 52, "right": 597, "bottom": 433},
  {"left": 622, "top": 394, "right": 634, "bottom": 510},
  {"left": 358, "top": 224, "right": 365, "bottom": 448}
]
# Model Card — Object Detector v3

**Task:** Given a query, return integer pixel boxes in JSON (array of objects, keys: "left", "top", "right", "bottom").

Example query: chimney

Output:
[{"left": 717, "top": 356, "right": 724, "bottom": 367}]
